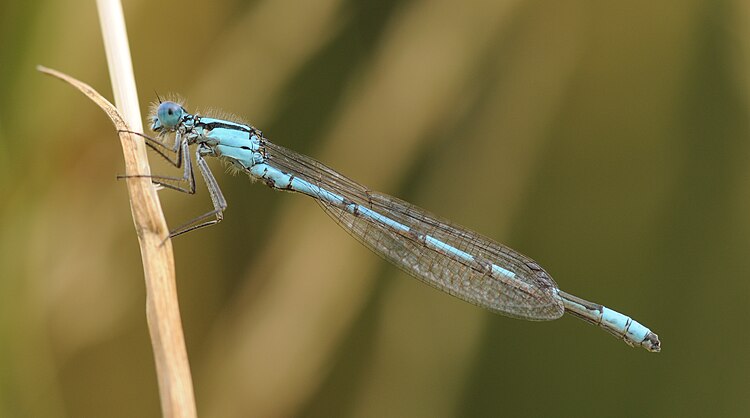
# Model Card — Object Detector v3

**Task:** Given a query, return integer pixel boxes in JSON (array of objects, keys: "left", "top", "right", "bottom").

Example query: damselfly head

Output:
[{"left": 151, "top": 101, "right": 185, "bottom": 132}]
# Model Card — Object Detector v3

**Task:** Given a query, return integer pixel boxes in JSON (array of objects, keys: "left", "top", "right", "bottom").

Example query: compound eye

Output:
[{"left": 156, "top": 101, "right": 184, "bottom": 129}]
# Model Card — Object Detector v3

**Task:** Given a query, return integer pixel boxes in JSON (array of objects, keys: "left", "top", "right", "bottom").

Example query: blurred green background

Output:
[{"left": 2, "top": 0, "right": 749, "bottom": 416}]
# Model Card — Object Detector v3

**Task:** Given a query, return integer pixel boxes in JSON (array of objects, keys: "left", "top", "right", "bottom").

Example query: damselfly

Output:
[{"left": 131, "top": 100, "right": 660, "bottom": 352}]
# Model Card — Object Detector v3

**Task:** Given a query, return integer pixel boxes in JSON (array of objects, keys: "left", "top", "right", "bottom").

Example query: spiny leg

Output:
[
  {"left": 119, "top": 129, "right": 182, "bottom": 166},
  {"left": 167, "top": 146, "right": 228, "bottom": 238},
  {"left": 117, "top": 132, "right": 227, "bottom": 238},
  {"left": 119, "top": 135, "right": 197, "bottom": 195}
]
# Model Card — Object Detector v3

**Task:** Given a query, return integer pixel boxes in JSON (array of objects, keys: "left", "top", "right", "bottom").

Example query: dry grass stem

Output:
[{"left": 37, "top": 65, "right": 196, "bottom": 418}]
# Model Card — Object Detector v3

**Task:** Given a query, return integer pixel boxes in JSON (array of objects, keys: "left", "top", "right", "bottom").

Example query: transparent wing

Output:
[{"left": 263, "top": 140, "right": 564, "bottom": 320}]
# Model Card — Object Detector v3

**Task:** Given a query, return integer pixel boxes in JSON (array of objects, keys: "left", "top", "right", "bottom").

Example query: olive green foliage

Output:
[{"left": 1, "top": 0, "right": 749, "bottom": 417}]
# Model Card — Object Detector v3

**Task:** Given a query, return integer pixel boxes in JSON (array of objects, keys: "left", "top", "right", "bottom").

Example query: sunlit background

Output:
[{"left": 1, "top": 0, "right": 749, "bottom": 416}]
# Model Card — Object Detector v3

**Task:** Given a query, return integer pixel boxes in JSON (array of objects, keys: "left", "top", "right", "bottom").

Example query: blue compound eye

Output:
[{"left": 156, "top": 101, "right": 184, "bottom": 129}]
